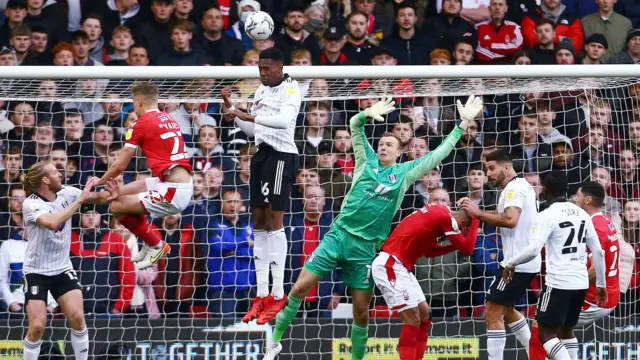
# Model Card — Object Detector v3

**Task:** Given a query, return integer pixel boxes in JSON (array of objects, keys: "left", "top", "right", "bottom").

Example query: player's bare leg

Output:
[
  {"left": 398, "top": 301, "right": 431, "bottom": 360},
  {"left": 24, "top": 300, "right": 47, "bottom": 360},
  {"left": 504, "top": 306, "right": 531, "bottom": 357},
  {"left": 257, "top": 207, "right": 289, "bottom": 324},
  {"left": 537, "top": 323, "right": 572, "bottom": 360},
  {"left": 265, "top": 269, "right": 322, "bottom": 359},
  {"left": 244, "top": 207, "right": 271, "bottom": 322},
  {"left": 351, "top": 289, "right": 373, "bottom": 360},
  {"left": 110, "top": 193, "right": 170, "bottom": 270},
  {"left": 57, "top": 290, "right": 89, "bottom": 360},
  {"left": 529, "top": 320, "right": 547, "bottom": 360},
  {"left": 557, "top": 325, "right": 578, "bottom": 360},
  {"left": 485, "top": 301, "right": 509, "bottom": 359}
]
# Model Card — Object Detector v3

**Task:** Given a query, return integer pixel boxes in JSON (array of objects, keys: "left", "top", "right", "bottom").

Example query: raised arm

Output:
[
  {"left": 404, "top": 95, "right": 484, "bottom": 183},
  {"left": 222, "top": 85, "right": 301, "bottom": 130},
  {"left": 97, "top": 146, "right": 135, "bottom": 186},
  {"left": 444, "top": 216, "right": 481, "bottom": 256},
  {"left": 30, "top": 180, "right": 96, "bottom": 231}
]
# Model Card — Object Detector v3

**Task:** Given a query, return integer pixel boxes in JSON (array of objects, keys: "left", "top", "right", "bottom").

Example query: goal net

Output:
[{"left": 0, "top": 65, "right": 637, "bottom": 359}]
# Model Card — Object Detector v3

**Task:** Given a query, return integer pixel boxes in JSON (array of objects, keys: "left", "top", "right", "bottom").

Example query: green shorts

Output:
[{"left": 303, "top": 225, "right": 377, "bottom": 291}]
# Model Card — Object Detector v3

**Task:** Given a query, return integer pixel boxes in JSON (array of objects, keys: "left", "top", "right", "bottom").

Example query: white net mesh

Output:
[{"left": 0, "top": 69, "right": 638, "bottom": 359}]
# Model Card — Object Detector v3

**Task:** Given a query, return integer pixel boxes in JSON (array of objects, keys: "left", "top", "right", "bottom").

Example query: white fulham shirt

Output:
[
  {"left": 22, "top": 187, "right": 81, "bottom": 276},
  {"left": 507, "top": 201, "right": 606, "bottom": 290},
  {"left": 249, "top": 75, "right": 301, "bottom": 154},
  {"left": 498, "top": 177, "right": 541, "bottom": 273}
]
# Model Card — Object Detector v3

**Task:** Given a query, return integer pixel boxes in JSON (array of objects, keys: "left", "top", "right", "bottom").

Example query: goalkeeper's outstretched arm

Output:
[{"left": 404, "top": 95, "right": 484, "bottom": 184}]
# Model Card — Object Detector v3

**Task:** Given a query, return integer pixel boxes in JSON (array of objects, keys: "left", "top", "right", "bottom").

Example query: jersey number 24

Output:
[{"left": 559, "top": 220, "right": 586, "bottom": 254}]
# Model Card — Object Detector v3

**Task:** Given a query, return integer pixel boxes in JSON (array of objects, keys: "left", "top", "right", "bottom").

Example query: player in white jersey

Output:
[
  {"left": 458, "top": 148, "right": 539, "bottom": 359},
  {"left": 20, "top": 161, "right": 117, "bottom": 360},
  {"left": 220, "top": 47, "right": 301, "bottom": 324},
  {"left": 502, "top": 171, "right": 607, "bottom": 360}
]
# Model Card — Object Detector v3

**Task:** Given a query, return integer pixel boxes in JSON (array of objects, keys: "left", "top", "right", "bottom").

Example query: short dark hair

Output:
[
  {"left": 81, "top": 13, "right": 103, "bottom": 28},
  {"left": 30, "top": 25, "right": 48, "bottom": 35},
  {"left": 396, "top": 3, "right": 416, "bottom": 14},
  {"left": 332, "top": 125, "right": 350, "bottom": 139},
  {"left": 542, "top": 171, "right": 568, "bottom": 197},
  {"left": 71, "top": 30, "right": 89, "bottom": 43},
  {"left": 395, "top": 114, "right": 413, "bottom": 127},
  {"left": 484, "top": 148, "right": 512, "bottom": 164},
  {"left": 579, "top": 181, "right": 605, "bottom": 208},
  {"left": 468, "top": 162, "right": 484, "bottom": 174},
  {"left": 535, "top": 18, "right": 554, "bottom": 28},
  {"left": 285, "top": 2, "right": 306, "bottom": 15},
  {"left": 259, "top": 47, "right": 284, "bottom": 63}
]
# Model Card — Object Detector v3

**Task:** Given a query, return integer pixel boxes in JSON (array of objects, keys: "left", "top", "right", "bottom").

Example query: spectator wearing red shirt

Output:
[
  {"left": 475, "top": 0, "right": 523, "bottom": 64},
  {"left": 332, "top": 126, "right": 354, "bottom": 178},
  {"left": 521, "top": 0, "right": 584, "bottom": 51},
  {"left": 610, "top": 149, "right": 640, "bottom": 201},
  {"left": 284, "top": 185, "right": 344, "bottom": 318},
  {"left": 70, "top": 206, "right": 135, "bottom": 316},
  {"left": 152, "top": 213, "right": 202, "bottom": 317}
]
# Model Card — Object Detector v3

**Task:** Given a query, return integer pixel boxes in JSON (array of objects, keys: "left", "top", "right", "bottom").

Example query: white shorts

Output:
[
  {"left": 372, "top": 252, "right": 425, "bottom": 312},
  {"left": 577, "top": 304, "right": 615, "bottom": 325},
  {"left": 138, "top": 177, "right": 193, "bottom": 218}
]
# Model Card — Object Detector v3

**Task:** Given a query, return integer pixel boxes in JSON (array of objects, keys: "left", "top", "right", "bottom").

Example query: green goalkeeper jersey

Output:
[{"left": 334, "top": 111, "right": 464, "bottom": 245}]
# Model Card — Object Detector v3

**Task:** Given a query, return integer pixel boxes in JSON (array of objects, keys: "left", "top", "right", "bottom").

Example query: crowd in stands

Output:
[{"left": 0, "top": 0, "right": 636, "bottom": 320}]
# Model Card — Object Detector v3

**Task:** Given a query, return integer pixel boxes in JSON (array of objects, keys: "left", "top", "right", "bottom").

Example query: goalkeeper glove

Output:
[
  {"left": 364, "top": 97, "right": 396, "bottom": 122},
  {"left": 456, "top": 95, "right": 484, "bottom": 131}
]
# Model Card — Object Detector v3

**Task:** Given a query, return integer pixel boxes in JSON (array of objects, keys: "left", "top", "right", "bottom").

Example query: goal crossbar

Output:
[{"left": 0, "top": 64, "right": 638, "bottom": 80}]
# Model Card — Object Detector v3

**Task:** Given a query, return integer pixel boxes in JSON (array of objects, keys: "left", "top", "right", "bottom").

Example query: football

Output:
[{"left": 244, "top": 11, "right": 274, "bottom": 40}]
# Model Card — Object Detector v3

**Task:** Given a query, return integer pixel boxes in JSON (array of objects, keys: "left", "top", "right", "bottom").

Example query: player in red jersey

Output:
[
  {"left": 372, "top": 203, "right": 480, "bottom": 360},
  {"left": 96, "top": 81, "right": 193, "bottom": 270},
  {"left": 529, "top": 181, "right": 620, "bottom": 360}
]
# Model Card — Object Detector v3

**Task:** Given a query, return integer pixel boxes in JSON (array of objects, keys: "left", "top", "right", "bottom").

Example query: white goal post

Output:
[{"left": 0, "top": 65, "right": 637, "bottom": 360}]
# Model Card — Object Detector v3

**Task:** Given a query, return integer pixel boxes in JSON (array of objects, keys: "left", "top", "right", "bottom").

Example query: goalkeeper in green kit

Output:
[{"left": 263, "top": 95, "right": 484, "bottom": 359}]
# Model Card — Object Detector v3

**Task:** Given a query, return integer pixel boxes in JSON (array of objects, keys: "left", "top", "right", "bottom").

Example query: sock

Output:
[
  {"left": 253, "top": 230, "right": 270, "bottom": 298},
  {"left": 269, "top": 228, "right": 287, "bottom": 300},
  {"left": 415, "top": 320, "right": 431, "bottom": 360},
  {"left": 351, "top": 322, "right": 369, "bottom": 360},
  {"left": 508, "top": 317, "right": 531, "bottom": 356},
  {"left": 399, "top": 324, "right": 419, "bottom": 360},
  {"left": 23, "top": 338, "right": 41, "bottom": 360},
  {"left": 487, "top": 330, "right": 506, "bottom": 359},
  {"left": 561, "top": 338, "right": 578, "bottom": 360},
  {"left": 272, "top": 294, "right": 302, "bottom": 342},
  {"left": 118, "top": 214, "right": 161, "bottom": 247},
  {"left": 543, "top": 338, "right": 571, "bottom": 360},
  {"left": 71, "top": 327, "right": 89, "bottom": 360},
  {"left": 530, "top": 326, "right": 547, "bottom": 360}
]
